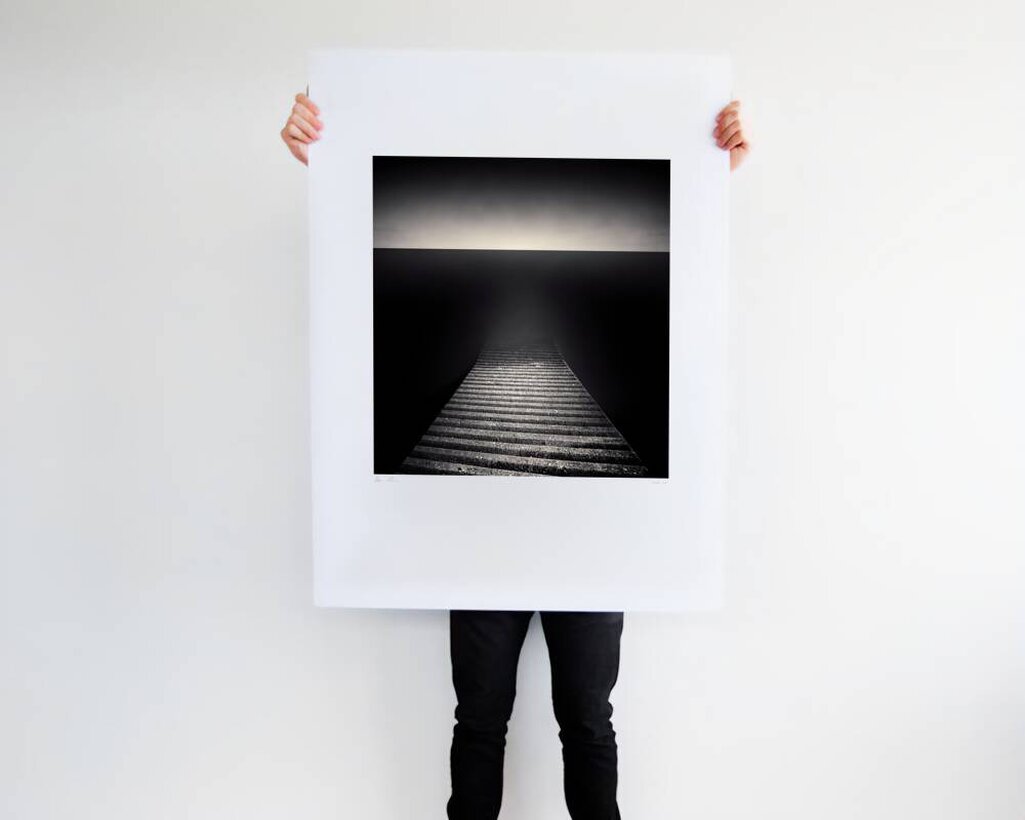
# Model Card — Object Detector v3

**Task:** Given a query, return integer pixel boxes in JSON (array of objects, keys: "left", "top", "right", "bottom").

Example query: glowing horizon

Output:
[{"left": 373, "top": 156, "right": 669, "bottom": 253}]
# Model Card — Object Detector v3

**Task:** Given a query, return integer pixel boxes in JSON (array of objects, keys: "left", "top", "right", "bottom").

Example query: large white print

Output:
[{"left": 309, "top": 49, "right": 730, "bottom": 611}]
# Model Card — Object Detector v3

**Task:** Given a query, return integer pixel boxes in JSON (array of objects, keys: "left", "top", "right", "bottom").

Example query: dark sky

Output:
[{"left": 373, "top": 156, "right": 669, "bottom": 253}]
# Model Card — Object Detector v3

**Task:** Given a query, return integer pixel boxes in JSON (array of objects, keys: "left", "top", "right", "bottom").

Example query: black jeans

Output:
[{"left": 447, "top": 610, "right": 624, "bottom": 820}]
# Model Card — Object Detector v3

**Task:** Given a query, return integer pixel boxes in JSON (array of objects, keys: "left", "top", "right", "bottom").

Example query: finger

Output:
[
  {"left": 716, "top": 100, "right": 740, "bottom": 121},
  {"left": 283, "top": 131, "right": 309, "bottom": 160},
  {"left": 292, "top": 102, "right": 323, "bottom": 130},
  {"left": 713, "top": 112, "right": 739, "bottom": 138},
  {"left": 716, "top": 111, "right": 739, "bottom": 130},
  {"left": 289, "top": 113, "right": 320, "bottom": 141},
  {"left": 280, "top": 125, "right": 310, "bottom": 165},
  {"left": 716, "top": 121, "right": 742, "bottom": 147},
  {"left": 296, "top": 92, "right": 320, "bottom": 116},
  {"left": 289, "top": 140, "right": 309, "bottom": 166},
  {"left": 723, "top": 130, "right": 747, "bottom": 150},
  {"left": 287, "top": 122, "right": 314, "bottom": 143}
]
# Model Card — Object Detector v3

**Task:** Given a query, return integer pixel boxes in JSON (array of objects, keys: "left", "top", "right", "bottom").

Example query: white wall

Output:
[{"left": 2, "top": 1, "right": 1023, "bottom": 818}]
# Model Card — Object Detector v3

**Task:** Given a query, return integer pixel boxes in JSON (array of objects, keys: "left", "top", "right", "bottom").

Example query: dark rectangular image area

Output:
[{"left": 372, "top": 156, "right": 670, "bottom": 479}]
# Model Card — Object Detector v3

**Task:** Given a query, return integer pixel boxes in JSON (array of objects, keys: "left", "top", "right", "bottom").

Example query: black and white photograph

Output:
[{"left": 373, "top": 155, "right": 670, "bottom": 478}]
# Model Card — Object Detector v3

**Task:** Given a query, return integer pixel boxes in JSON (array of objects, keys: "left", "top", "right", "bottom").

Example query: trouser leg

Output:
[
  {"left": 540, "top": 611, "right": 624, "bottom": 820},
  {"left": 447, "top": 609, "right": 534, "bottom": 820}
]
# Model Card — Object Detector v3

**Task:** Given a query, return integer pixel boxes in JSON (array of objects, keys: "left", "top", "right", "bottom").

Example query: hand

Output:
[
  {"left": 280, "top": 91, "right": 323, "bottom": 166},
  {"left": 713, "top": 100, "right": 751, "bottom": 172}
]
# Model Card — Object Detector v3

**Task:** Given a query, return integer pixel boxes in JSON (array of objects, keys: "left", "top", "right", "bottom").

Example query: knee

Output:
[
  {"left": 453, "top": 713, "right": 511, "bottom": 744},
  {"left": 552, "top": 689, "right": 616, "bottom": 744},
  {"left": 454, "top": 691, "right": 516, "bottom": 740}
]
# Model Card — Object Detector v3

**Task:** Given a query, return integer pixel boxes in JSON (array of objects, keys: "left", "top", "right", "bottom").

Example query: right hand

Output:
[
  {"left": 713, "top": 100, "right": 751, "bottom": 172},
  {"left": 280, "top": 91, "right": 322, "bottom": 166}
]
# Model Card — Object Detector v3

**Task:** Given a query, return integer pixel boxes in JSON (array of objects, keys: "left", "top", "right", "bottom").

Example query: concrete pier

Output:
[{"left": 400, "top": 341, "right": 648, "bottom": 477}]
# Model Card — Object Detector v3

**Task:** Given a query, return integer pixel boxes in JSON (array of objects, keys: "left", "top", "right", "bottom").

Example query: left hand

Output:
[
  {"left": 714, "top": 100, "right": 751, "bottom": 172},
  {"left": 280, "top": 90, "right": 323, "bottom": 166}
]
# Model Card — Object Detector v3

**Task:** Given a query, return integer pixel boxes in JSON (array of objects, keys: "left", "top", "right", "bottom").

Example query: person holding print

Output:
[{"left": 281, "top": 86, "right": 750, "bottom": 820}]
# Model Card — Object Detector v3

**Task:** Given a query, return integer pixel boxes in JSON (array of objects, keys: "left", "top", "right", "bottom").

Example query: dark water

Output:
[{"left": 373, "top": 248, "right": 669, "bottom": 477}]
